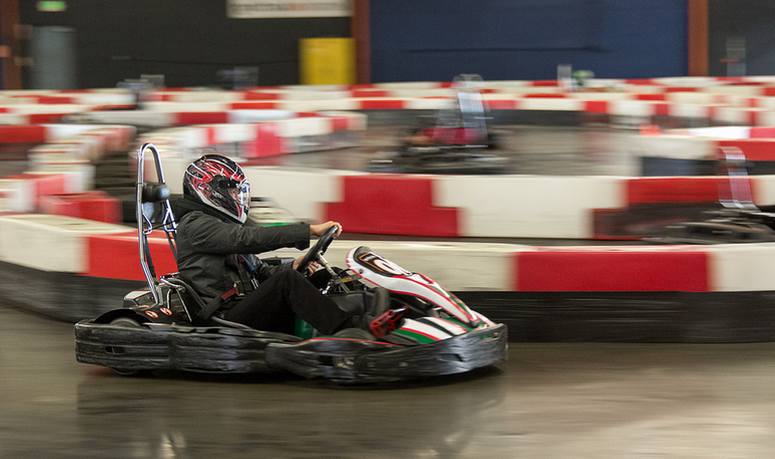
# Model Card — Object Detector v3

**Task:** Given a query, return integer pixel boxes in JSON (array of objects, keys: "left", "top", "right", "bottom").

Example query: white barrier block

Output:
[
  {"left": 0, "top": 214, "right": 126, "bottom": 272},
  {"left": 278, "top": 99, "right": 359, "bottom": 111},
  {"left": 264, "top": 240, "right": 517, "bottom": 291},
  {"left": 227, "top": 110, "right": 294, "bottom": 124},
  {"left": 437, "top": 175, "right": 625, "bottom": 239},
  {"left": 213, "top": 124, "right": 255, "bottom": 144},
  {"left": 669, "top": 103, "right": 711, "bottom": 119},
  {"left": 0, "top": 179, "right": 33, "bottom": 212},
  {"left": 635, "top": 134, "right": 716, "bottom": 160},
  {"left": 79, "top": 110, "right": 174, "bottom": 127},
  {"left": 609, "top": 100, "right": 656, "bottom": 117},
  {"left": 143, "top": 101, "right": 229, "bottom": 112},
  {"left": 279, "top": 90, "right": 350, "bottom": 101},
  {"left": 9, "top": 104, "right": 92, "bottom": 115},
  {"left": 243, "top": 167, "right": 357, "bottom": 221},
  {"left": 713, "top": 107, "right": 750, "bottom": 124},
  {"left": 167, "top": 91, "right": 242, "bottom": 103},
  {"left": 77, "top": 92, "right": 136, "bottom": 106},
  {"left": 702, "top": 85, "right": 762, "bottom": 96},
  {"left": 752, "top": 176, "right": 775, "bottom": 206},
  {"left": 0, "top": 114, "right": 27, "bottom": 124},
  {"left": 709, "top": 243, "right": 775, "bottom": 291},
  {"left": 654, "top": 77, "right": 716, "bottom": 87},
  {"left": 518, "top": 98, "right": 583, "bottom": 111},
  {"left": 683, "top": 126, "right": 751, "bottom": 139},
  {"left": 404, "top": 98, "right": 453, "bottom": 110},
  {"left": 569, "top": 92, "right": 631, "bottom": 101},
  {"left": 277, "top": 117, "right": 329, "bottom": 137}
]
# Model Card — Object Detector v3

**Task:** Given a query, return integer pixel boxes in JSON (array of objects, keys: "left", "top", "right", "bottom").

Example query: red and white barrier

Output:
[{"left": 4, "top": 213, "right": 775, "bottom": 293}]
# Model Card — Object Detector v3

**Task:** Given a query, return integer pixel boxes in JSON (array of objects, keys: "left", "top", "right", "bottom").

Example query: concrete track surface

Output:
[{"left": 2, "top": 305, "right": 775, "bottom": 458}]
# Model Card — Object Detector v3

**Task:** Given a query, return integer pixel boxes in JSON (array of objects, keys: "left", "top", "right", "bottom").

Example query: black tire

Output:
[{"left": 108, "top": 317, "right": 147, "bottom": 377}]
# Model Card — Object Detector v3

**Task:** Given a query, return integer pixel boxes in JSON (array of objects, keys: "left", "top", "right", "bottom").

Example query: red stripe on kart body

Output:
[
  {"left": 325, "top": 175, "right": 460, "bottom": 237},
  {"left": 625, "top": 177, "right": 749, "bottom": 205},
  {"left": 515, "top": 250, "right": 710, "bottom": 292}
]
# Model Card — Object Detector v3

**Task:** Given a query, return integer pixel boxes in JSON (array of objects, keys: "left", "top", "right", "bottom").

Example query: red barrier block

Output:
[
  {"left": 664, "top": 87, "right": 700, "bottom": 93},
  {"left": 0, "top": 125, "right": 47, "bottom": 143},
  {"left": 530, "top": 80, "right": 559, "bottom": 87},
  {"left": 718, "top": 139, "right": 775, "bottom": 161},
  {"left": 625, "top": 177, "right": 744, "bottom": 205},
  {"left": 625, "top": 79, "right": 658, "bottom": 85},
  {"left": 515, "top": 250, "right": 710, "bottom": 292},
  {"left": 524, "top": 93, "right": 567, "bottom": 99},
  {"left": 653, "top": 102, "right": 671, "bottom": 117},
  {"left": 325, "top": 175, "right": 460, "bottom": 237},
  {"left": 8, "top": 173, "right": 69, "bottom": 208},
  {"left": 244, "top": 124, "right": 285, "bottom": 158},
  {"left": 763, "top": 87, "right": 775, "bottom": 97},
  {"left": 173, "top": 112, "right": 229, "bottom": 125},
  {"left": 36, "top": 95, "right": 74, "bottom": 104},
  {"left": 358, "top": 99, "right": 406, "bottom": 110},
  {"left": 230, "top": 101, "right": 279, "bottom": 110},
  {"left": 328, "top": 115, "right": 350, "bottom": 131},
  {"left": 28, "top": 113, "right": 66, "bottom": 124},
  {"left": 584, "top": 100, "right": 609, "bottom": 114},
  {"left": 748, "top": 127, "right": 775, "bottom": 138},
  {"left": 86, "top": 232, "right": 178, "bottom": 280},
  {"left": 243, "top": 91, "right": 281, "bottom": 101},
  {"left": 348, "top": 84, "right": 376, "bottom": 90},
  {"left": 635, "top": 93, "right": 666, "bottom": 101},
  {"left": 351, "top": 89, "right": 389, "bottom": 98},
  {"left": 40, "top": 191, "right": 121, "bottom": 224},
  {"left": 484, "top": 99, "right": 518, "bottom": 110}
]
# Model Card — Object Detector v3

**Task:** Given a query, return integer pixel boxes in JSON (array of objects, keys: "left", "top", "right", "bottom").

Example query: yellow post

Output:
[{"left": 299, "top": 37, "right": 355, "bottom": 85}]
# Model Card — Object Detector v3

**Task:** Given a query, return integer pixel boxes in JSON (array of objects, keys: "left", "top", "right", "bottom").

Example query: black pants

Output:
[{"left": 224, "top": 268, "right": 350, "bottom": 335}]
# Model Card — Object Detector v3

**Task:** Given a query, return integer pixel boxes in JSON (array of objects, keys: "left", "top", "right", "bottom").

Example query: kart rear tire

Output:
[{"left": 108, "top": 317, "right": 147, "bottom": 377}]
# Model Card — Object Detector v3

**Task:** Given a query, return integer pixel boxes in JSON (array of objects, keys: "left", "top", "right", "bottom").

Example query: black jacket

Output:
[{"left": 174, "top": 198, "right": 310, "bottom": 302}]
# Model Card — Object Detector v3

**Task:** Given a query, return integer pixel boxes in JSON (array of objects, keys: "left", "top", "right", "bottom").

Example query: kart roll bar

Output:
[
  {"left": 136, "top": 143, "right": 178, "bottom": 305},
  {"left": 717, "top": 146, "right": 757, "bottom": 211},
  {"left": 438, "top": 74, "right": 489, "bottom": 145}
]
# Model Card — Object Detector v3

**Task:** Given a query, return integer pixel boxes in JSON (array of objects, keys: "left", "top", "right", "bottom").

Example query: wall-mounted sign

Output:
[{"left": 227, "top": 0, "right": 351, "bottom": 18}]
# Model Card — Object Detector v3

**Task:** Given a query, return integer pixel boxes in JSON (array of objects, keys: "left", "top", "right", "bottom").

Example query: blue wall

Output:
[{"left": 371, "top": 0, "right": 687, "bottom": 82}]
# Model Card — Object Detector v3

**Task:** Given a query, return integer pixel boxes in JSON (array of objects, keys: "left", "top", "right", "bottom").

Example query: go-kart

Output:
[
  {"left": 648, "top": 146, "right": 775, "bottom": 244},
  {"left": 368, "top": 74, "right": 509, "bottom": 174},
  {"left": 74, "top": 144, "right": 507, "bottom": 383}
]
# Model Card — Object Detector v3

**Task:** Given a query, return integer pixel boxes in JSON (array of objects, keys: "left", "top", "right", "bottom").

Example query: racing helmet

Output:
[{"left": 183, "top": 154, "right": 250, "bottom": 224}]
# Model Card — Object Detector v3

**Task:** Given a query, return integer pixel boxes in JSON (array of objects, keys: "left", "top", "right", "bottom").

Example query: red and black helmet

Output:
[{"left": 183, "top": 154, "right": 250, "bottom": 224}]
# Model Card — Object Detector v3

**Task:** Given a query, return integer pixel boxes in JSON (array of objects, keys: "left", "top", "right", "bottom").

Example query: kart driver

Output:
[{"left": 174, "top": 154, "right": 383, "bottom": 336}]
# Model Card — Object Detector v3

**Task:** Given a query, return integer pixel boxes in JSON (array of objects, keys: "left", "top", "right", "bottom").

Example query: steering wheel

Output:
[{"left": 296, "top": 225, "right": 339, "bottom": 273}]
